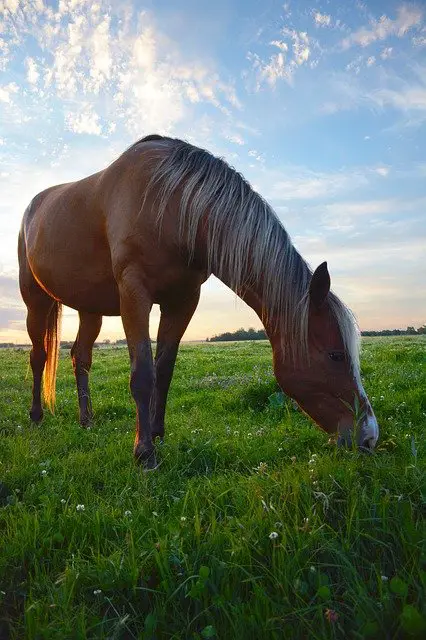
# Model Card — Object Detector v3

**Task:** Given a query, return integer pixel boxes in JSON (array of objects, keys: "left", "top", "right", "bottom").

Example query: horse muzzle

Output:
[{"left": 338, "top": 412, "right": 379, "bottom": 452}]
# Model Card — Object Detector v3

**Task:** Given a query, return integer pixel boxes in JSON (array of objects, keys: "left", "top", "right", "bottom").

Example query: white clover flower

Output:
[
  {"left": 76, "top": 504, "right": 85, "bottom": 512},
  {"left": 61, "top": 499, "right": 66, "bottom": 504},
  {"left": 93, "top": 589, "right": 102, "bottom": 595},
  {"left": 180, "top": 516, "right": 187, "bottom": 522},
  {"left": 124, "top": 510, "right": 132, "bottom": 517},
  {"left": 381, "top": 575, "right": 388, "bottom": 582},
  {"left": 41, "top": 469, "right": 47, "bottom": 476},
  {"left": 269, "top": 531, "right": 279, "bottom": 540}
]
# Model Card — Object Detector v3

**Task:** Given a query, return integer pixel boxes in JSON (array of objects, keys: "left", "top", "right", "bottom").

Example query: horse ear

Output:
[{"left": 309, "top": 261, "right": 330, "bottom": 309}]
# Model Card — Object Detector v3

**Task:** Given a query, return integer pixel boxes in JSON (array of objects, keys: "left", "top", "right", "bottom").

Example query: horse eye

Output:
[{"left": 329, "top": 351, "right": 345, "bottom": 362}]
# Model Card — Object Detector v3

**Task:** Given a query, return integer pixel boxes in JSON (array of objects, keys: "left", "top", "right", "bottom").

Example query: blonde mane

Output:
[{"left": 139, "top": 136, "right": 360, "bottom": 368}]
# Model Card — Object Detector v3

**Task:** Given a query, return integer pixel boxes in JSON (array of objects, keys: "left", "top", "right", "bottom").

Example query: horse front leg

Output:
[
  {"left": 118, "top": 270, "right": 156, "bottom": 469},
  {"left": 71, "top": 312, "right": 102, "bottom": 427},
  {"left": 151, "top": 289, "right": 201, "bottom": 442}
]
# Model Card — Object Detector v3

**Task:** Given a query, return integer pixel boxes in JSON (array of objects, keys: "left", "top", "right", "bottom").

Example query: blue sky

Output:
[{"left": 0, "top": 0, "right": 425, "bottom": 342}]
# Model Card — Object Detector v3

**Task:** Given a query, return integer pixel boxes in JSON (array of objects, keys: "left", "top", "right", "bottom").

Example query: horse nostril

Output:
[
  {"left": 358, "top": 437, "right": 375, "bottom": 453},
  {"left": 337, "top": 431, "right": 353, "bottom": 448}
]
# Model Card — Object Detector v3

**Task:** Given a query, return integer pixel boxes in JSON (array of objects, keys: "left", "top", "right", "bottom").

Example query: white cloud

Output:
[
  {"left": 321, "top": 69, "right": 426, "bottom": 120},
  {"left": 270, "top": 40, "right": 288, "bottom": 51},
  {"left": 225, "top": 134, "right": 245, "bottom": 146},
  {"left": 248, "top": 28, "right": 311, "bottom": 89},
  {"left": 248, "top": 149, "right": 264, "bottom": 163},
  {"left": 283, "top": 28, "right": 310, "bottom": 66},
  {"left": 380, "top": 47, "right": 393, "bottom": 59},
  {"left": 0, "top": 37, "right": 11, "bottom": 71},
  {"left": 269, "top": 167, "right": 368, "bottom": 201},
  {"left": 1, "top": 0, "right": 20, "bottom": 13},
  {"left": 346, "top": 55, "right": 364, "bottom": 75},
  {"left": 313, "top": 12, "right": 331, "bottom": 27},
  {"left": 413, "top": 34, "right": 426, "bottom": 47},
  {"left": 248, "top": 50, "right": 290, "bottom": 88},
  {"left": 25, "top": 57, "right": 39, "bottom": 84},
  {"left": 374, "top": 166, "right": 389, "bottom": 177},
  {"left": 90, "top": 14, "right": 112, "bottom": 92},
  {"left": 341, "top": 5, "right": 423, "bottom": 49},
  {"left": 0, "top": 1, "right": 241, "bottom": 136},
  {"left": 372, "top": 85, "right": 426, "bottom": 112},
  {"left": 0, "top": 81, "right": 18, "bottom": 102},
  {"left": 65, "top": 106, "right": 102, "bottom": 135},
  {"left": 320, "top": 199, "right": 398, "bottom": 230}
]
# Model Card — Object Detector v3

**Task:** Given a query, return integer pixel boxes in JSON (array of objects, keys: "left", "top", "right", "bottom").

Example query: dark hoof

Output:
[
  {"left": 80, "top": 416, "right": 93, "bottom": 429},
  {"left": 134, "top": 444, "right": 158, "bottom": 471},
  {"left": 29, "top": 408, "right": 43, "bottom": 423}
]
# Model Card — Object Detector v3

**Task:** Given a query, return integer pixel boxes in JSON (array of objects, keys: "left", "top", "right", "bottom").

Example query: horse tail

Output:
[{"left": 43, "top": 300, "right": 63, "bottom": 412}]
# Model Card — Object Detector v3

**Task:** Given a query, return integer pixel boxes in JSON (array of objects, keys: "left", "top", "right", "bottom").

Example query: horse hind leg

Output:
[
  {"left": 24, "top": 293, "right": 61, "bottom": 422},
  {"left": 26, "top": 304, "right": 50, "bottom": 422},
  {"left": 19, "top": 235, "right": 62, "bottom": 422},
  {"left": 71, "top": 311, "right": 102, "bottom": 427}
]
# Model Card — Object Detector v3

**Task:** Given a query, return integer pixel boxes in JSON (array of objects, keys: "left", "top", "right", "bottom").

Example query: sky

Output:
[{"left": 0, "top": 0, "right": 425, "bottom": 343}]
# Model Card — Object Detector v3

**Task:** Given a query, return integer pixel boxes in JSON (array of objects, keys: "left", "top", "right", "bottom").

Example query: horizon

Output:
[
  {"left": 1, "top": 324, "right": 424, "bottom": 347},
  {"left": 1, "top": 0, "right": 425, "bottom": 343}
]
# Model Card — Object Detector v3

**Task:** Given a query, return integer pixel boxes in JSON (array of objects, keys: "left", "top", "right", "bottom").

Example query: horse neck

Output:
[{"left": 213, "top": 265, "right": 279, "bottom": 344}]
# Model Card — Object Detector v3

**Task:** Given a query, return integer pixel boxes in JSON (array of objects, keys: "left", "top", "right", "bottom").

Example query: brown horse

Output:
[{"left": 18, "top": 134, "right": 379, "bottom": 469}]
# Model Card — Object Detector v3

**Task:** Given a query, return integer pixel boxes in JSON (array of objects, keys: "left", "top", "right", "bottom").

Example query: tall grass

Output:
[{"left": 0, "top": 337, "right": 425, "bottom": 638}]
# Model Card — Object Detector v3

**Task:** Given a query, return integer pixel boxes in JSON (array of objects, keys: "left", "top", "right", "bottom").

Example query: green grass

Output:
[{"left": 0, "top": 337, "right": 425, "bottom": 639}]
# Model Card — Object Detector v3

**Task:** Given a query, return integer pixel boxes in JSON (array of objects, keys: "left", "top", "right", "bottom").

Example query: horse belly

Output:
[
  {"left": 60, "top": 276, "right": 121, "bottom": 315},
  {"left": 29, "top": 255, "right": 121, "bottom": 315}
]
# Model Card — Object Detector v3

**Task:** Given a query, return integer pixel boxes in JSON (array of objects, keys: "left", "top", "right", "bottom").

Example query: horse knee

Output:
[{"left": 71, "top": 344, "right": 92, "bottom": 376}]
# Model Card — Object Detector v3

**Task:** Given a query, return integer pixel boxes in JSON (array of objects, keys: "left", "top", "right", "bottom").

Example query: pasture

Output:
[{"left": 0, "top": 337, "right": 425, "bottom": 639}]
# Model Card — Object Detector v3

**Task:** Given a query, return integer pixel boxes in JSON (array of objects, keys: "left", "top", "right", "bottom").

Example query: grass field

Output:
[{"left": 0, "top": 337, "right": 425, "bottom": 639}]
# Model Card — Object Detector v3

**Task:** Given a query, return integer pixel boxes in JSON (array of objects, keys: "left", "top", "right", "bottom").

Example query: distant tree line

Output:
[
  {"left": 361, "top": 326, "right": 426, "bottom": 336},
  {"left": 207, "top": 327, "right": 267, "bottom": 342},
  {"left": 206, "top": 325, "right": 426, "bottom": 342}
]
